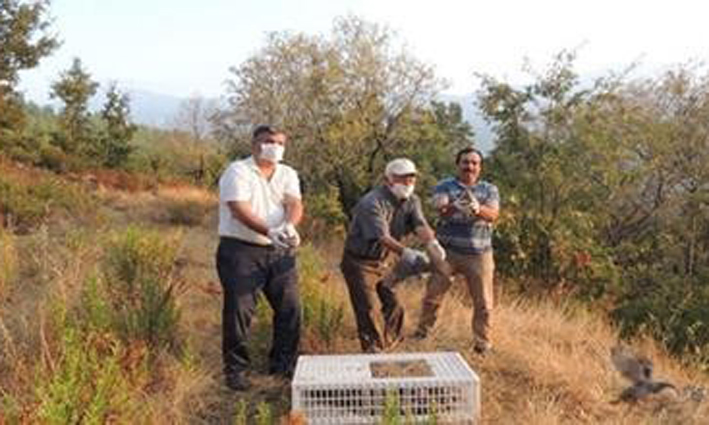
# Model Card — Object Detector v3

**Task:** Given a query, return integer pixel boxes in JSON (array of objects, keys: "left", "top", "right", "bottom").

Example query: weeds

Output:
[
  {"left": 0, "top": 170, "right": 96, "bottom": 232},
  {"left": 382, "top": 390, "right": 402, "bottom": 425},
  {"left": 34, "top": 319, "right": 138, "bottom": 423},
  {"left": 298, "top": 244, "right": 345, "bottom": 350},
  {"left": 255, "top": 401, "right": 273, "bottom": 425},
  {"left": 163, "top": 198, "right": 210, "bottom": 226},
  {"left": 102, "top": 226, "right": 185, "bottom": 350},
  {"left": 0, "top": 225, "right": 17, "bottom": 298},
  {"left": 233, "top": 399, "right": 248, "bottom": 425}
]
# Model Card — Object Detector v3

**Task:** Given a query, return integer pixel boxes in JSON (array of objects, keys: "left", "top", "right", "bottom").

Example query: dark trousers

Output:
[
  {"left": 216, "top": 237, "right": 300, "bottom": 377},
  {"left": 340, "top": 252, "right": 404, "bottom": 352}
]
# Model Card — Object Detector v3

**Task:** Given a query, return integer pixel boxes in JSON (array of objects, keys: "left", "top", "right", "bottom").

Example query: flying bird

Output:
[{"left": 610, "top": 345, "right": 677, "bottom": 404}]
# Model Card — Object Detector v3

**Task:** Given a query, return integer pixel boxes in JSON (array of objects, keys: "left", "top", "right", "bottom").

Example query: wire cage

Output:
[{"left": 291, "top": 351, "right": 479, "bottom": 424}]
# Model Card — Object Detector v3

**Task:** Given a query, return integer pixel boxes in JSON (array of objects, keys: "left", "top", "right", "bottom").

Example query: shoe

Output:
[
  {"left": 225, "top": 373, "right": 250, "bottom": 391},
  {"left": 473, "top": 342, "right": 493, "bottom": 356}
]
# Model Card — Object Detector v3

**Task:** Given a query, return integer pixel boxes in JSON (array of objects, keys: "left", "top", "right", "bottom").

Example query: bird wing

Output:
[{"left": 611, "top": 346, "right": 651, "bottom": 384}]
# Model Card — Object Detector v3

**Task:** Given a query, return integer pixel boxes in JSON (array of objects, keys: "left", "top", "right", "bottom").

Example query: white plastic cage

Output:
[{"left": 292, "top": 352, "right": 479, "bottom": 424}]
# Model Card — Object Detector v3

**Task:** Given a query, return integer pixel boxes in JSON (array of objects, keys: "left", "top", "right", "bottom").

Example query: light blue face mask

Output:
[{"left": 260, "top": 143, "right": 285, "bottom": 163}]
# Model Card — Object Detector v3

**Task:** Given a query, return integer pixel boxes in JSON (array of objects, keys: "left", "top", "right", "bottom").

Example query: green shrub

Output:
[
  {"left": 255, "top": 401, "right": 273, "bottom": 425},
  {"left": 164, "top": 199, "right": 209, "bottom": 226},
  {"left": 298, "top": 245, "right": 345, "bottom": 350},
  {"left": 0, "top": 225, "right": 18, "bottom": 298},
  {"left": 0, "top": 171, "right": 96, "bottom": 232},
  {"left": 35, "top": 326, "right": 136, "bottom": 424},
  {"left": 102, "top": 226, "right": 184, "bottom": 350},
  {"left": 382, "top": 390, "right": 402, "bottom": 425},
  {"left": 233, "top": 399, "right": 248, "bottom": 425}
]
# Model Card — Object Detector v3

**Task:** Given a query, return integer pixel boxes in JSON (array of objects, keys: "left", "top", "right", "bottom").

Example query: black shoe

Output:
[
  {"left": 225, "top": 373, "right": 250, "bottom": 391},
  {"left": 473, "top": 343, "right": 493, "bottom": 356}
]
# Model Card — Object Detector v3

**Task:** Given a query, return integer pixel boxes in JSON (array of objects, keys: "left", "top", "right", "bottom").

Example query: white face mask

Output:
[
  {"left": 390, "top": 183, "right": 415, "bottom": 200},
  {"left": 260, "top": 143, "right": 285, "bottom": 163}
]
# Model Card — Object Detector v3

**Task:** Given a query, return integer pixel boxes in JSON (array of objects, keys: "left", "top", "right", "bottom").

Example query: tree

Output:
[
  {"left": 50, "top": 57, "right": 98, "bottom": 154},
  {"left": 0, "top": 0, "right": 58, "bottom": 136},
  {"left": 218, "top": 15, "right": 447, "bottom": 220},
  {"left": 174, "top": 94, "right": 217, "bottom": 145},
  {"left": 99, "top": 83, "right": 136, "bottom": 168}
]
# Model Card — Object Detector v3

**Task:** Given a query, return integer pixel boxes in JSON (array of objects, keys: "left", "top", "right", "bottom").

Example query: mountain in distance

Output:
[
  {"left": 119, "top": 89, "right": 495, "bottom": 151},
  {"left": 86, "top": 88, "right": 185, "bottom": 129}
]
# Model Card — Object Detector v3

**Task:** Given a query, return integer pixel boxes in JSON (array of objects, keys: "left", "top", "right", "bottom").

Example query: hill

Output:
[{"left": 1, "top": 159, "right": 707, "bottom": 423}]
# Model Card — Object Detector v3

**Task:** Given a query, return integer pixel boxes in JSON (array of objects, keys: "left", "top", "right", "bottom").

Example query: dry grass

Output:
[
  {"left": 392, "top": 280, "right": 709, "bottom": 424},
  {"left": 2, "top": 162, "right": 709, "bottom": 424}
]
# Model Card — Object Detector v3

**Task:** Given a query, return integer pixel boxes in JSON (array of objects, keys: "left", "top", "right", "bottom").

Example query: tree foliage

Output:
[
  {"left": 0, "top": 0, "right": 58, "bottom": 136},
  {"left": 480, "top": 53, "right": 709, "bottom": 358},
  {"left": 217, "top": 15, "right": 469, "bottom": 220},
  {"left": 98, "top": 83, "right": 136, "bottom": 168},
  {"left": 50, "top": 57, "right": 98, "bottom": 155}
]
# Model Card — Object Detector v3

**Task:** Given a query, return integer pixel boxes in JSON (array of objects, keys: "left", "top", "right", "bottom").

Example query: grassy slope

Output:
[{"left": 2, "top": 162, "right": 708, "bottom": 424}]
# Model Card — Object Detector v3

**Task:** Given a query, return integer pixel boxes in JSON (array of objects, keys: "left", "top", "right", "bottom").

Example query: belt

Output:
[{"left": 219, "top": 236, "right": 272, "bottom": 249}]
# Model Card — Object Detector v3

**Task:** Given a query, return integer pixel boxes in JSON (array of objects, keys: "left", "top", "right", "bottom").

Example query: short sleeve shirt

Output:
[
  {"left": 344, "top": 185, "right": 428, "bottom": 261},
  {"left": 434, "top": 178, "right": 500, "bottom": 254},
  {"left": 218, "top": 156, "right": 301, "bottom": 245}
]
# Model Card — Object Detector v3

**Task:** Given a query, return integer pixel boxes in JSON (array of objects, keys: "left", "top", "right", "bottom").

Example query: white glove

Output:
[
  {"left": 426, "top": 239, "right": 446, "bottom": 262},
  {"left": 282, "top": 222, "right": 301, "bottom": 248},
  {"left": 453, "top": 192, "right": 480, "bottom": 216},
  {"left": 267, "top": 225, "right": 291, "bottom": 249},
  {"left": 401, "top": 247, "right": 429, "bottom": 268},
  {"left": 432, "top": 193, "right": 449, "bottom": 209}
]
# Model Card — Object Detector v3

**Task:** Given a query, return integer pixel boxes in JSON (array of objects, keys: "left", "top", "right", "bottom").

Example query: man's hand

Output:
[
  {"left": 453, "top": 193, "right": 480, "bottom": 217},
  {"left": 267, "top": 225, "right": 291, "bottom": 249},
  {"left": 401, "top": 247, "right": 429, "bottom": 268},
  {"left": 283, "top": 223, "right": 301, "bottom": 248},
  {"left": 432, "top": 193, "right": 449, "bottom": 209}
]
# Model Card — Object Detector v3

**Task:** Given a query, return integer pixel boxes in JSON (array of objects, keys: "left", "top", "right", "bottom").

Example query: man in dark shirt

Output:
[{"left": 340, "top": 158, "right": 445, "bottom": 352}]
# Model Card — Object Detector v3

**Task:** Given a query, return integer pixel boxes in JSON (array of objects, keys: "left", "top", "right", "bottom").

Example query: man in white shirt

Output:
[{"left": 216, "top": 125, "right": 303, "bottom": 391}]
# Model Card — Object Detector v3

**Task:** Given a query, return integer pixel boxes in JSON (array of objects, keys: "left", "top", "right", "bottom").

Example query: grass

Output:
[
  {"left": 0, "top": 160, "right": 97, "bottom": 232},
  {"left": 0, "top": 225, "right": 17, "bottom": 299},
  {"left": 2, "top": 159, "right": 709, "bottom": 424}
]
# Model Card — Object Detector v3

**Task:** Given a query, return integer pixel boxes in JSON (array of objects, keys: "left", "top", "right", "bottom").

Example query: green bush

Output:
[
  {"left": 298, "top": 244, "right": 345, "bottom": 350},
  {"left": 0, "top": 171, "right": 96, "bottom": 232},
  {"left": 163, "top": 199, "right": 209, "bottom": 226},
  {"left": 102, "top": 226, "right": 184, "bottom": 350},
  {"left": 35, "top": 326, "right": 136, "bottom": 424},
  {"left": 0, "top": 225, "right": 18, "bottom": 298}
]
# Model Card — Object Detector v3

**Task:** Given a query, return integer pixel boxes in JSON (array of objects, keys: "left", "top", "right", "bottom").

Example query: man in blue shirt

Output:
[{"left": 413, "top": 147, "right": 500, "bottom": 354}]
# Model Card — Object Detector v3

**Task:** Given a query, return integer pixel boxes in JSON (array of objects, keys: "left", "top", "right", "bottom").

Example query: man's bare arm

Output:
[
  {"left": 283, "top": 194, "right": 303, "bottom": 226},
  {"left": 227, "top": 201, "right": 270, "bottom": 235}
]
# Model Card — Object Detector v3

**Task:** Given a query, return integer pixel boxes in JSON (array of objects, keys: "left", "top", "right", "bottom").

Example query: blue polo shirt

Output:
[{"left": 434, "top": 178, "right": 500, "bottom": 254}]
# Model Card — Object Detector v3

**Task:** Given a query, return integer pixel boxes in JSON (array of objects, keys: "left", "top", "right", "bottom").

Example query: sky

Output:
[{"left": 17, "top": 0, "right": 709, "bottom": 104}]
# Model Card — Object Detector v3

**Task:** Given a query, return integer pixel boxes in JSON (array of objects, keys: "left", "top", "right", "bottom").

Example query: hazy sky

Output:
[{"left": 17, "top": 0, "right": 709, "bottom": 103}]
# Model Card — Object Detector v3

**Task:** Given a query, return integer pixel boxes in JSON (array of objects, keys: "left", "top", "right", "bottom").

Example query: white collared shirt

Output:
[{"left": 218, "top": 156, "right": 301, "bottom": 245}]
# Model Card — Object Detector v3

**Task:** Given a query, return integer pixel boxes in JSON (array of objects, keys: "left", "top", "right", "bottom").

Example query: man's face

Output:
[
  {"left": 457, "top": 152, "right": 482, "bottom": 182},
  {"left": 255, "top": 132, "right": 287, "bottom": 154},
  {"left": 388, "top": 173, "right": 417, "bottom": 187}
]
